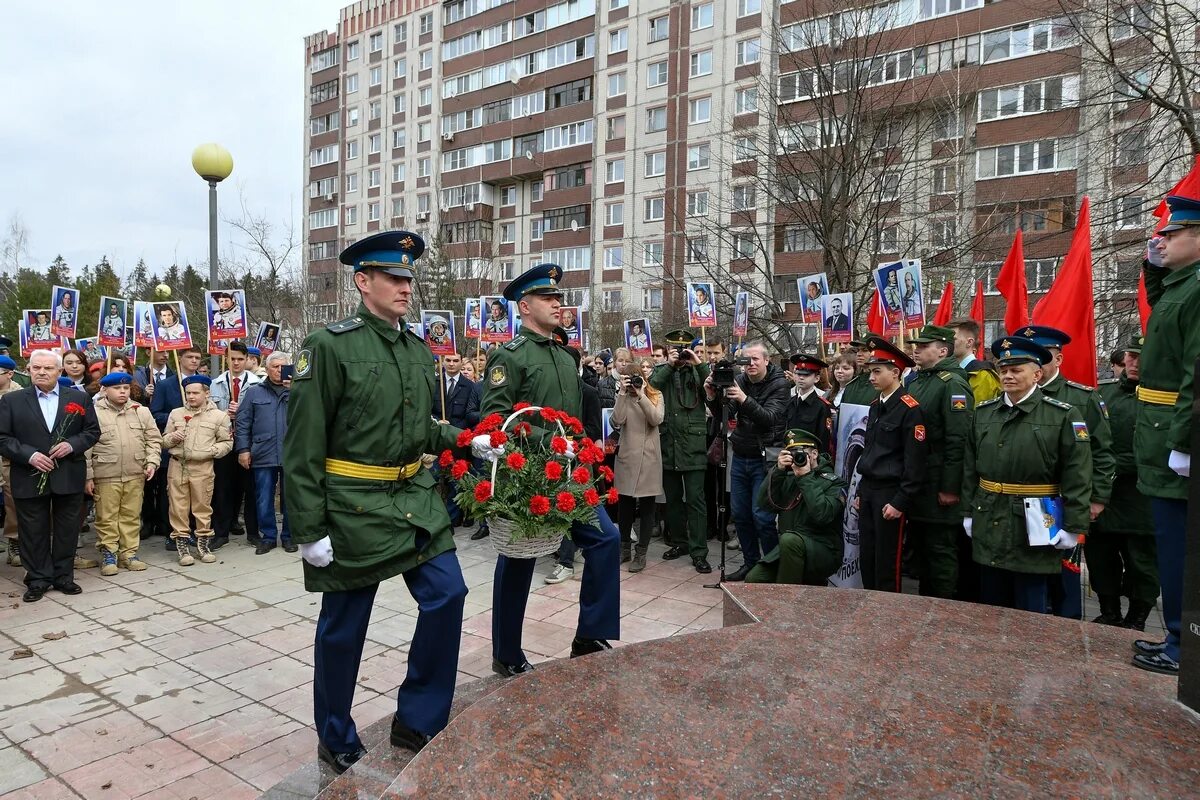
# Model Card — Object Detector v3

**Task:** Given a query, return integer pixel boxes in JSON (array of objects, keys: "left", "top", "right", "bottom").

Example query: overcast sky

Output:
[{"left": 1, "top": 1, "right": 340, "bottom": 278}]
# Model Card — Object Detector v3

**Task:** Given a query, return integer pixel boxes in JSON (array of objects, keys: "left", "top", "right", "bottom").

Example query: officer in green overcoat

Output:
[
  {"left": 905, "top": 324, "right": 974, "bottom": 599},
  {"left": 284, "top": 231, "right": 483, "bottom": 773},
  {"left": 747, "top": 429, "right": 846, "bottom": 585},
  {"left": 963, "top": 336, "right": 1092, "bottom": 613},
  {"left": 1089, "top": 336, "right": 1158, "bottom": 630},
  {"left": 651, "top": 328, "right": 712, "bottom": 573}
]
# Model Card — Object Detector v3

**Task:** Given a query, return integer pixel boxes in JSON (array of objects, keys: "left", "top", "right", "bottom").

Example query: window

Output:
[
  {"left": 978, "top": 198, "right": 1075, "bottom": 235},
  {"left": 645, "top": 151, "right": 666, "bottom": 177},
  {"left": 419, "top": 49, "right": 433, "bottom": 70},
  {"left": 345, "top": 74, "right": 359, "bottom": 94},
  {"left": 1114, "top": 195, "right": 1144, "bottom": 228},
  {"left": 736, "top": 39, "right": 760, "bottom": 66},
  {"left": 737, "top": 0, "right": 760, "bottom": 17},
  {"left": 610, "top": 0, "right": 628, "bottom": 8},
  {"left": 544, "top": 163, "right": 591, "bottom": 191},
  {"left": 607, "top": 115, "right": 626, "bottom": 139},
  {"left": 609, "top": 28, "right": 628, "bottom": 53},
  {"left": 392, "top": 163, "right": 406, "bottom": 182},
  {"left": 604, "top": 246, "right": 624, "bottom": 269},
  {"left": 311, "top": 47, "right": 338, "bottom": 72},
  {"left": 395, "top": 21, "right": 407, "bottom": 43},
  {"left": 309, "top": 240, "right": 337, "bottom": 260},
  {"left": 418, "top": 157, "right": 431, "bottom": 177},
  {"left": 530, "top": 218, "right": 544, "bottom": 240},
  {"left": 880, "top": 172, "right": 901, "bottom": 202},
  {"left": 932, "top": 109, "right": 963, "bottom": 140},
  {"left": 531, "top": 182, "right": 543, "bottom": 202},
  {"left": 418, "top": 194, "right": 431, "bottom": 213},
  {"left": 393, "top": 129, "right": 407, "bottom": 148},
  {"left": 345, "top": 205, "right": 359, "bottom": 225},
  {"left": 393, "top": 93, "right": 407, "bottom": 114},
  {"left": 735, "top": 87, "right": 758, "bottom": 115},
  {"left": 347, "top": 107, "right": 359, "bottom": 126},
  {"left": 733, "top": 232, "right": 755, "bottom": 259},
  {"left": 346, "top": 40, "right": 360, "bottom": 61},
  {"left": 420, "top": 86, "right": 433, "bottom": 106},
  {"left": 976, "top": 138, "right": 1076, "bottom": 179},
  {"left": 346, "top": 140, "right": 359, "bottom": 160},
  {"left": 369, "top": 66, "right": 382, "bottom": 87},
  {"left": 394, "top": 58, "right": 408, "bottom": 79},
  {"left": 310, "top": 176, "right": 337, "bottom": 197},
  {"left": 544, "top": 120, "right": 594, "bottom": 151},
  {"left": 499, "top": 260, "right": 516, "bottom": 281},
  {"left": 978, "top": 76, "right": 1080, "bottom": 121},
  {"left": 310, "top": 79, "right": 338, "bottom": 104},
  {"left": 500, "top": 222, "right": 516, "bottom": 243},
  {"left": 1112, "top": 3, "right": 1153, "bottom": 40},
  {"left": 692, "top": 3, "right": 713, "bottom": 30},
  {"left": 419, "top": 12, "right": 434, "bottom": 35},
  {"left": 689, "top": 97, "right": 711, "bottom": 123},
  {"left": 391, "top": 197, "right": 405, "bottom": 218},
  {"left": 644, "top": 197, "right": 665, "bottom": 221},
  {"left": 930, "top": 218, "right": 956, "bottom": 248},
  {"left": 646, "top": 106, "right": 667, "bottom": 132},
  {"left": 687, "top": 143, "right": 710, "bottom": 170},
  {"left": 686, "top": 237, "right": 708, "bottom": 263},
  {"left": 310, "top": 144, "right": 338, "bottom": 167},
  {"left": 608, "top": 72, "right": 626, "bottom": 97},
  {"left": 309, "top": 208, "right": 338, "bottom": 229},
  {"left": 982, "top": 18, "right": 1074, "bottom": 64},
  {"left": 368, "top": 167, "right": 381, "bottom": 188},
  {"left": 643, "top": 242, "right": 664, "bottom": 266},
  {"left": 732, "top": 185, "right": 756, "bottom": 210},
  {"left": 687, "top": 190, "right": 709, "bottom": 216},
  {"left": 932, "top": 164, "right": 957, "bottom": 195},
  {"left": 602, "top": 289, "right": 624, "bottom": 311},
  {"left": 368, "top": 100, "right": 382, "bottom": 121},
  {"left": 1115, "top": 127, "right": 1147, "bottom": 166},
  {"left": 368, "top": 202, "right": 381, "bottom": 222},
  {"left": 605, "top": 201, "right": 624, "bottom": 225},
  {"left": 369, "top": 133, "right": 382, "bottom": 153},
  {"left": 877, "top": 224, "right": 899, "bottom": 252},
  {"left": 500, "top": 186, "right": 517, "bottom": 206},
  {"left": 548, "top": 78, "right": 592, "bottom": 110},
  {"left": 643, "top": 287, "right": 664, "bottom": 310},
  {"left": 649, "top": 16, "right": 669, "bottom": 42},
  {"left": 782, "top": 225, "right": 818, "bottom": 252},
  {"left": 734, "top": 136, "right": 755, "bottom": 162},
  {"left": 417, "top": 122, "right": 431, "bottom": 143},
  {"left": 606, "top": 159, "right": 625, "bottom": 183},
  {"left": 647, "top": 61, "right": 668, "bottom": 88},
  {"left": 690, "top": 50, "right": 712, "bottom": 77},
  {"left": 543, "top": 204, "right": 589, "bottom": 232}
]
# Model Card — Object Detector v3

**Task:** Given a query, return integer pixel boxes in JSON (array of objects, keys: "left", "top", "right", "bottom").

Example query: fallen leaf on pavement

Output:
[
  {"left": 10, "top": 647, "right": 33, "bottom": 660},
  {"left": 42, "top": 631, "right": 67, "bottom": 640}
]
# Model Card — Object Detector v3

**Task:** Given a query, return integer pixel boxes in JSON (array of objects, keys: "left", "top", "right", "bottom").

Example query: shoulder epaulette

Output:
[
  {"left": 937, "top": 371, "right": 953, "bottom": 382},
  {"left": 819, "top": 472, "right": 839, "bottom": 481},
  {"left": 977, "top": 397, "right": 1001, "bottom": 408},
  {"left": 901, "top": 394, "right": 919, "bottom": 408},
  {"left": 503, "top": 335, "right": 527, "bottom": 351},
  {"left": 1043, "top": 396, "right": 1073, "bottom": 410},
  {"left": 1065, "top": 380, "right": 1094, "bottom": 392},
  {"left": 1098, "top": 378, "right": 1118, "bottom": 385},
  {"left": 326, "top": 316, "right": 365, "bottom": 335}
]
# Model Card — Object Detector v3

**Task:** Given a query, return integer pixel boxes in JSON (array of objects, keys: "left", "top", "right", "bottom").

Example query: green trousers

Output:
[
  {"left": 911, "top": 521, "right": 959, "bottom": 600},
  {"left": 1086, "top": 533, "right": 1159, "bottom": 603},
  {"left": 662, "top": 469, "right": 708, "bottom": 560},
  {"left": 746, "top": 533, "right": 809, "bottom": 585}
]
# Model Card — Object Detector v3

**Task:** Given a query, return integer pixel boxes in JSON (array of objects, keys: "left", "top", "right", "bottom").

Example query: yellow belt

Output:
[
  {"left": 1136, "top": 386, "right": 1179, "bottom": 406},
  {"left": 325, "top": 458, "right": 422, "bottom": 481},
  {"left": 979, "top": 479, "right": 1060, "bottom": 496}
]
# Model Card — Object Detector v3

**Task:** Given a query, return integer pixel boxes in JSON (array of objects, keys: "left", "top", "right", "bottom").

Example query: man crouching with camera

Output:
[{"left": 746, "top": 429, "right": 846, "bottom": 585}]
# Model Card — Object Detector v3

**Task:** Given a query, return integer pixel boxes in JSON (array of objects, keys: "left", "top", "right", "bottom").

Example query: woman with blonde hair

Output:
[{"left": 612, "top": 356, "right": 665, "bottom": 572}]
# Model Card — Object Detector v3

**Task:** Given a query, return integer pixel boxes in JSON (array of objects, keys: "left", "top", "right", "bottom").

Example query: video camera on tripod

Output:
[{"left": 710, "top": 357, "right": 751, "bottom": 389}]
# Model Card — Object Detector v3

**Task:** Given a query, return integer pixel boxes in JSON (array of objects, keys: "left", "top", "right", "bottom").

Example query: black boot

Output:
[
  {"left": 1091, "top": 594, "right": 1124, "bottom": 626},
  {"left": 620, "top": 543, "right": 631, "bottom": 564},
  {"left": 1123, "top": 600, "right": 1155, "bottom": 632}
]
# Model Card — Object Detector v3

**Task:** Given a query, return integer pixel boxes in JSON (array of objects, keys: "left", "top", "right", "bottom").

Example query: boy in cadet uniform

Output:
[
  {"left": 782, "top": 354, "right": 833, "bottom": 456},
  {"left": 1089, "top": 337, "right": 1158, "bottom": 631},
  {"left": 856, "top": 336, "right": 927, "bottom": 593},
  {"left": 163, "top": 374, "right": 232, "bottom": 566},
  {"left": 87, "top": 372, "right": 162, "bottom": 575},
  {"left": 963, "top": 337, "right": 1092, "bottom": 612},
  {"left": 747, "top": 428, "right": 846, "bottom": 585}
]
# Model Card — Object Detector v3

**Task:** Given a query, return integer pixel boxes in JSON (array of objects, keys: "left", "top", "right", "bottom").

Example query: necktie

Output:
[{"left": 447, "top": 377, "right": 456, "bottom": 394}]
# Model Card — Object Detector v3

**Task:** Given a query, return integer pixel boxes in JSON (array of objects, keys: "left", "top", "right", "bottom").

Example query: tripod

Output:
[{"left": 704, "top": 399, "right": 733, "bottom": 590}]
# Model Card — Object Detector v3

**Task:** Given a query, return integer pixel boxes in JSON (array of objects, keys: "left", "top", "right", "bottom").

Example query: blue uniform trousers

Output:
[
  {"left": 1152, "top": 498, "right": 1186, "bottom": 661},
  {"left": 979, "top": 565, "right": 1049, "bottom": 614},
  {"left": 1049, "top": 564, "right": 1083, "bottom": 620},
  {"left": 313, "top": 550, "right": 467, "bottom": 753},
  {"left": 492, "top": 506, "right": 620, "bottom": 665}
]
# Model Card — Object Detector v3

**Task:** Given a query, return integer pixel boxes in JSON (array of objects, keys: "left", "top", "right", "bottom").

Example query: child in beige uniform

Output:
[{"left": 163, "top": 375, "right": 232, "bottom": 566}]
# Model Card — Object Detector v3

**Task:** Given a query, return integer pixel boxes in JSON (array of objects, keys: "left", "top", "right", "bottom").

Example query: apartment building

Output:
[{"left": 303, "top": 0, "right": 1177, "bottom": 349}]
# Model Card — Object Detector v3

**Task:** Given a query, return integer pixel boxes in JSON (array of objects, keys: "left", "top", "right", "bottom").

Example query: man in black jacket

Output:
[{"left": 704, "top": 342, "right": 790, "bottom": 580}]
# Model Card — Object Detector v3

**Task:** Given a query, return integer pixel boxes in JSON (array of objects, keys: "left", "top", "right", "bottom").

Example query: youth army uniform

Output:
[
  {"left": 163, "top": 376, "right": 232, "bottom": 565},
  {"left": 0, "top": 355, "right": 22, "bottom": 565},
  {"left": 746, "top": 429, "right": 846, "bottom": 585},
  {"left": 1089, "top": 337, "right": 1157, "bottom": 630},
  {"left": 962, "top": 337, "right": 1092, "bottom": 613},
  {"left": 782, "top": 354, "right": 833, "bottom": 456}
]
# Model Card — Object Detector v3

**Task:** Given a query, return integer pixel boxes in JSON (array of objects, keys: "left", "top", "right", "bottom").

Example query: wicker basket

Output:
[{"left": 487, "top": 516, "right": 565, "bottom": 559}]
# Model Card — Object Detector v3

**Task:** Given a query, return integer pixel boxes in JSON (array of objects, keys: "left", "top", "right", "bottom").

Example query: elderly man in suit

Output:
[{"left": 0, "top": 350, "right": 101, "bottom": 602}]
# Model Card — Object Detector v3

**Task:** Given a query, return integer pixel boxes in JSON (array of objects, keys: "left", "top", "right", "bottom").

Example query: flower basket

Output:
[{"left": 487, "top": 515, "right": 564, "bottom": 559}]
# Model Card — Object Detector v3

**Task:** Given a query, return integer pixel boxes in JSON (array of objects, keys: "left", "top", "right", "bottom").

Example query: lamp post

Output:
[{"left": 190, "top": 143, "right": 234, "bottom": 373}]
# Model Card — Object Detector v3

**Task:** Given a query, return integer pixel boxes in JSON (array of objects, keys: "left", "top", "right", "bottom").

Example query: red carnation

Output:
[
  {"left": 489, "top": 430, "right": 508, "bottom": 447},
  {"left": 438, "top": 449, "right": 455, "bottom": 467},
  {"left": 451, "top": 460, "right": 470, "bottom": 480},
  {"left": 513, "top": 421, "right": 532, "bottom": 437},
  {"left": 476, "top": 414, "right": 503, "bottom": 434},
  {"left": 583, "top": 488, "right": 601, "bottom": 507},
  {"left": 577, "top": 445, "right": 601, "bottom": 465},
  {"left": 183, "top": 416, "right": 193, "bottom": 423},
  {"left": 541, "top": 408, "right": 562, "bottom": 423},
  {"left": 545, "top": 461, "right": 564, "bottom": 480},
  {"left": 571, "top": 467, "right": 591, "bottom": 484},
  {"left": 550, "top": 436, "right": 569, "bottom": 454},
  {"left": 606, "top": 488, "right": 618, "bottom": 505},
  {"left": 565, "top": 417, "right": 584, "bottom": 434},
  {"left": 581, "top": 437, "right": 595, "bottom": 450},
  {"left": 555, "top": 492, "right": 577, "bottom": 512},
  {"left": 598, "top": 465, "right": 614, "bottom": 482},
  {"left": 514, "top": 401, "right": 532, "bottom": 411},
  {"left": 65, "top": 402, "right": 86, "bottom": 416},
  {"left": 529, "top": 495, "right": 551, "bottom": 515},
  {"left": 456, "top": 429, "right": 475, "bottom": 448},
  {"left": 506, "top": 452, "right": 527, "bottom": 470},
  {"left": 474, "top": 481, "right": 493, "bottom": 502}
]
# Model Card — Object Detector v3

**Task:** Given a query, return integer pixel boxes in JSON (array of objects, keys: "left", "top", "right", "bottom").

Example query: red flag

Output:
[
  {"left": 995, "top": 229, "right": 1029, "bottom": 333},
  {"left": 1032, "top": 196, "right": 1096, "bottom": 387},
  {"left": 970, "top": 280, "right": 985, "bottom": 360},
  {"left": 932, "top": 281, "right": 955, "bottom": 325},
  {"left": 1137, "top": 272, "right": 1151, "bottom": 334},
  {"left": 866, "top": 288, "right": 883, "bottom": 335},
  {"left": 1153, "top": 155, "right": 1200, "bottom": 224}
]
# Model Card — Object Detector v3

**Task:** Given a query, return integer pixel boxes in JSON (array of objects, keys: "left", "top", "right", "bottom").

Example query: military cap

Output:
[
  {"left": 99, "top": 372, "right": 133, "bottom": 387},
  {"left": 502, "top": 263, "right": 564, "bottom": 301},
  {"left": 664, "top": 328, "right": 695, "bottom": 347},
  {"left": 990, "top": 336, "right": 1052, "bottom": 366},
  {"left": 1159, "top": 195, "right": 1200, "bottom": 233},
  {"left": 57, "top": 376, "right": 73, "bottom": 388},
  {"left": 339, "top": 230, "right": 425, "bottom": 278},
  {"left": 864, "top": 335, "right": 915, "bottom": 370},
  {"left": 0, "top": 336, "right": 11, "bottom": 351},
  {"left": 1126, "top": 335, "right": 1144, "bottom": 355},
  {"left": 0, "top": 355, "right": 15, "bottom": 370},
  {"left": 849, "top": 335, "right": 869, "bottom": 348},
  {"left": 182, "top": 374, "right": 213, "bottom": 388},
  {"left": 789, "top": 353, "right": 827, "bottom": 374},
  {"left": 907, "top": 324, "right": 956, "bottom": 345},
  {"left": 784, "top": 428, "right": 821, "bottom": 449},
  {"left": 550, "top": 326, "right": 570, "bottom": 347},
  {"left": 245, "top": 346, "right": 262, "bottom": 357},
  {"left": 1013, "top": 325, "right": 1070, "bottom": 349}
]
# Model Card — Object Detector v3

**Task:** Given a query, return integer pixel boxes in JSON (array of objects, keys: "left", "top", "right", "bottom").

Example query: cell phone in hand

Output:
[{"left": 280, "top": 365, "right": 295, "bottom": 381}]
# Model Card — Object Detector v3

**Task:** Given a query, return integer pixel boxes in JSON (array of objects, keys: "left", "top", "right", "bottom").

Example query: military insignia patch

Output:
[
  {"left": 914, "top": 424, "right": 926, "bottom": 441},
  {"left": 901, "top": 394, "right": 919, "bottom": 408},
  {"left": 489, "top": 366, "right": 507, "bottom": 387},
  {"left": 951, "top": 394, "right": 967, "bottom": 411},
  {"left": 295, "top": 348, "right": 313, "bottom": 380},
  {"left": 1072, "top": 421, "right": 1089, "bottom": 441}
]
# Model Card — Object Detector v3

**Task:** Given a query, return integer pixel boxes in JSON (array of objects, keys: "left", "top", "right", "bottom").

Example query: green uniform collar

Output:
[
  {"left": 357, "top": 303, "right": 403, "bottom": 343},
  {"left": 1165, "top": 260, "right": 1200, "bottom": 287},
  {"left": 1008, "top": 386, "right": 1043, "bottom": 413},
  {"left": 519, "top": 328, "right": 553, "bottom": 345}
]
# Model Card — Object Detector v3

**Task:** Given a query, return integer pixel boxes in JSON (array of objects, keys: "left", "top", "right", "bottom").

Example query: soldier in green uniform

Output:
[
  {"left": 284, "top": 231, "right": 484, "bottom": 773},
  {"left": 1131, "top": 197, "right": 1200, "bottom": 675},
  {"left": 963, "top": 336, "right": 1092, "bottom": 613},
  {"left": 746, "top": 428, "right": 846, "bottom": 585},
  {"left": 1089, "top": 336, "right": 1158, "bottom": 630},
  {"left": 1015, "top": 325, "right": 1115, "bottom": 619},
  {"left": 651, "top": 329, "right": 712, "bottom": 573},
  {"left": 905, "top": 324, "right": 974, "bottom": 599},
  {"left": 0, "top": 337, "right": 30, "bottom": 389}
]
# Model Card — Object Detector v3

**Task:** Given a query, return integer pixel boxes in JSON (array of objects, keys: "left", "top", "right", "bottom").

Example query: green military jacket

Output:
[
  {"left": 1092, "top": 377, "right": 1153, "bottom": 536},
  {"left": 1039, "top": 373, "right": 1115, "bottom": 506},
  {"left": 905, "top": 357, "right": 974, "bottom": 523},
  {"left": 755, "top": 457, "right": 846, "bottom": 581},
  {"left": 283, "top": 305, "right": 464, "bottom": 593},
  {"left": 650, "top": 361, "right": 710, "bottom": 472},
  {"left": 838, "top": 373, "right": 878, "bottom": 407},
  {"left": 963, "top": 389, "right": 1092, "bottom": 575},
  {"left": 1135, "top": 260, "right": 1200, "bottom": 500},
  {"left": 480, "top": 329, "right": 582, "bottom": 437},
  {"left": 11, "top": 372, "right": 30, "bottom": 389}
]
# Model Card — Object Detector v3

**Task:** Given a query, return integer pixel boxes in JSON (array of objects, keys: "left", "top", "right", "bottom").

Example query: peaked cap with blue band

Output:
[
  {"left": 339, "top": 230, "right": 426, "bottom": 278},
  {"left": 990, "top": 336, "right": 1052, "bottom": 366},
  {"left": 1011, "top": 325, "right": 1070, "bottom": 349},
  {"left": 99, "top": 372, "right": 133, "bottom": 387},
  {"left": 502, "top": 263, "right": 564, "bottom": 302},
  {"left": 1159, "top": 195, "right": 1200, "bottom": 233}
]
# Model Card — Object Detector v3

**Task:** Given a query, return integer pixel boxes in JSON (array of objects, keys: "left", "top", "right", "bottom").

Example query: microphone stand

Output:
[{"left": 705, "top": 397, "right": 732, "bottom": 590}]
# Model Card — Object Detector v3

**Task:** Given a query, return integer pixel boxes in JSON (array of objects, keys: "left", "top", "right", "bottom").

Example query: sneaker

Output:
[
  {"left": 176, "top": 540, "right": 195, "bottom": 567},
  {"left": 544, "top": 564, "right": 574, "bottom": 584},
  {"left": 100, "top": 550, "right": 118, "bottom": 577},
  {"left": 73, "top": 555, "right": 99, "bottom": 569},
  {"left": 5, "top": 541, "right": 19, "bottom": 567},
  {"left": 118, "top": 555, "right": 148, "bottom": 571}
]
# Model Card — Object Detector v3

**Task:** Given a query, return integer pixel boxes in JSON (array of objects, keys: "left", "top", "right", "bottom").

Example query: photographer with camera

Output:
[
  {"left": 704, "top": 341, "right": 790, "bottom": 581},
  {"left": 613, "top": 357, "right": 665, "bottom": 572},
  {"left": 746, "top": 429, "right": 846, "bottom": 584}
]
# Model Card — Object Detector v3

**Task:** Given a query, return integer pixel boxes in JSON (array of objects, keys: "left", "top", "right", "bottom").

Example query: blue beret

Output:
[
  {"left": 57, "top": 376, "right": 73, "bottom": 388},
  {"left": 182, "top": 374, "right": 212, "bottom": 388},
  {"left": 991, "top": 336, "right": 1052, "bottom": 366},
  {"left": 0, "top": 355, "right": 15, "bottom": 370},
  {"left": 1160, "top": 195, "right": 1200, "bottom": 233},
  {"left": 339, "top": 230, "right": 425, "bottom": 278},
  {"left": 1011, "top": 325, "right": 1070, "bottom": 349},
  {"left": 99, "top": 372, "right": 133, "bottom": 387},
  {"left": 502, "top": 263, "right": 564, "bottom": 302}
]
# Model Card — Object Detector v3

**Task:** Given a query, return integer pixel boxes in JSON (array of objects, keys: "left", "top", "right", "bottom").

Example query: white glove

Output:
[
  {"left": 471, "top": 434, "right": 505, "bottom": 462},
  {"left": 300, "top": 536, "right": 334, "bottom": 567},
  {"left": 562, "top": 439, "right": 576, "bottom": 460},
  {"left": 1168, "top": 450, "right": 1191, "bottom": 478},
  {"left": 962, "top": 518, "right": 972, "bottom": 539},
  {"left": 1048, "top": 530, "right": 1079, "bottom": 551},
  {"left": 1146, "top": 237, "right": 1165, "bottom": 267}
]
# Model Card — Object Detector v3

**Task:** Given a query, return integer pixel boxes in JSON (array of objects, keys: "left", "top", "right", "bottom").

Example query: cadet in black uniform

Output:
[{"left": 782, "top": 354, "right": 833, "bottom": 457}]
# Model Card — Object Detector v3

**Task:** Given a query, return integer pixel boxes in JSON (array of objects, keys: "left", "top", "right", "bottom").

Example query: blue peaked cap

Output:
[
  {"left": 1160, "top": 195, "right": 1200, "bottom": 233},
  {"left": 503, "top": 263, "right": 564, "bottom": 301},
  {"left": 1011, "top": 325, "right": 1070, "bottom": 348},
  {"left": 991, "top": 336, "right": 1052, "bottom": 366},
  {"left": 339, "top": 230, "right": 425, "bottom": 278}
]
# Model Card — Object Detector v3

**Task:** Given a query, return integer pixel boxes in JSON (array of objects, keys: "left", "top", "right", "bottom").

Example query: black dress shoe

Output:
[
  {"left": 53, "top": 582, "right": 82, "bottom": 595},
  {"left": 725, "top": 564, "right": 752, "bottom": 582},
  {"left": 22, "top": 587, "right": 44, "bottom": 603},
  {"left": 570, "top": 637, "right": 613, "bottom": 658},
  {"left": 1132, "top": 639, "right": 1168, "bottom": 656},
  {"left": 662, "top": 546, "right": 686, "bottom": 560},
  {"left": 282, "top": 541, "right": 298, "bottom": 553},
  {"left": 692, "top": 557, "right": 712, "bottom": 574},
  {"left": 247, "top": 533, "right": 262, "bottom": 546},
  {"left": 317, "top": 742, "right": 368, "bottom": 775},
  {"left": 209, "top": 535, "right": 228, "bottom": 551},
  {"left": 491, "top": 657, "right": 535, "bottom": 677},
  {"left": 255, "top": 540, "right": 277, "bottom": 555},
  {"left": 390, "top": 717, "right": 434, "bottom": 753},
  {"left": 470, "top": 528, "right": 490, "bottom": 540},
  {"left": 1132, "top": 651, "right": 1179, "bottom": 675}
]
